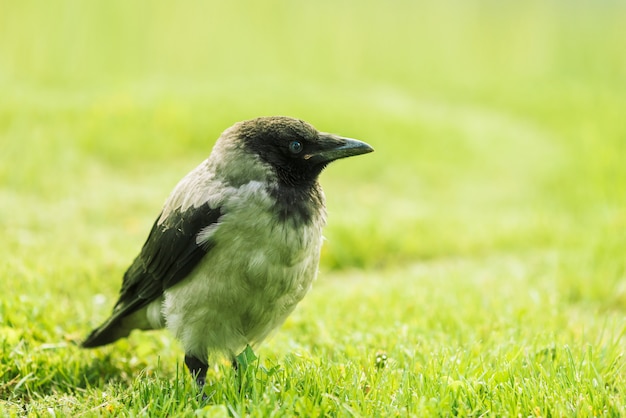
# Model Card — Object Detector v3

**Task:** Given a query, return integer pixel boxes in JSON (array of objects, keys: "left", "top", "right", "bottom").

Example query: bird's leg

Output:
[{"left": 184, "top": 354, "right": 208, "bottom": 388}]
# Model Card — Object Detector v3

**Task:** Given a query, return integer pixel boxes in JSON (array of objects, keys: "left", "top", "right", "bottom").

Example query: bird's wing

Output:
[
  {"left": 82, "top": 202, "right": 222, "bottom": 347},
  {"left": 114, "top": 202, "right": 223, "bottom": 317}
]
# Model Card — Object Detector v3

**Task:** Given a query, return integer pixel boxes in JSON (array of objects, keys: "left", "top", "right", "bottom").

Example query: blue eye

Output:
[{"left": 289, "top": 140, "right": 303, "bottom": 154}]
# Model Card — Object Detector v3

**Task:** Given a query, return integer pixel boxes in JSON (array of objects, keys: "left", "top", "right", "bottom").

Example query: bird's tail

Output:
[{"left": 81, "top": 315, "right": 131, "bottom": 348}]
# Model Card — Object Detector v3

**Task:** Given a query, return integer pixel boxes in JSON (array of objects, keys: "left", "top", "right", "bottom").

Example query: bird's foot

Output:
[{"left": 184, "top": 354, "right": 208, "bottom": 391}]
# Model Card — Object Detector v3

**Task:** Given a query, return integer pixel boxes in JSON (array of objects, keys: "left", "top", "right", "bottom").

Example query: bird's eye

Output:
[{"left": 289, "top": 140, "right": 303, "bottom": 154}]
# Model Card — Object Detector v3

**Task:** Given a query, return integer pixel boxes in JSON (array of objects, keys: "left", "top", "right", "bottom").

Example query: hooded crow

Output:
[{"left": 82, "top": 116, "right": 373, "bottom": 387}]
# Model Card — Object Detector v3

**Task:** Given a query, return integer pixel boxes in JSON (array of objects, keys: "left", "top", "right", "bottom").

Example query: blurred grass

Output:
[{"left": 1, "top": 0, "right": 626, "bottom": 415}]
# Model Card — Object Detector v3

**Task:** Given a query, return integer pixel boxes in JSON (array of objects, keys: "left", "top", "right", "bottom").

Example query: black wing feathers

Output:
[
  {"left": 117, "top": 202, "right": 222, "bottom": 313},
  {"left": 82, "top": 203, "right": 222, "bottom": 347}
]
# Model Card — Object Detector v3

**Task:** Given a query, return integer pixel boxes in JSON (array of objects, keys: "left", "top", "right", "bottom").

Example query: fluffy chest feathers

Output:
[{"left": 161, "top": 180, "right": 326, "bottom": 359}]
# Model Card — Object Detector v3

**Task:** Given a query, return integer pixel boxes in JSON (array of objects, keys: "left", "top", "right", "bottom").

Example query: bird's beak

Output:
[{"left": 305, "top": 134, "right": 374, "bottom": 165}]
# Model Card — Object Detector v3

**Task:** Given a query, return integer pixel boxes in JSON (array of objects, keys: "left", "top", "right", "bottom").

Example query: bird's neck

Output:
[{"left": 268, "top": 181, "right": 325, "bottom": 227}]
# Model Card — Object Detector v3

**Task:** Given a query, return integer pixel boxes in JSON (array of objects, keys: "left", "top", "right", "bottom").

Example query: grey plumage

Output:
[{"left": 82, "top": 116, "right": 373, "bottom": 386}]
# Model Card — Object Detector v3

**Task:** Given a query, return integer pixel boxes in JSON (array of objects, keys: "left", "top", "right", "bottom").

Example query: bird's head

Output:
[{"left": 218, "top": 116, "right": 373, "bottom": 188}]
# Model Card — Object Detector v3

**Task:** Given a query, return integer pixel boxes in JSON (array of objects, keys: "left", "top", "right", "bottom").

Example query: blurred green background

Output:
[{"left": 1, "top": 0, "right": 626, "bottom": 413}]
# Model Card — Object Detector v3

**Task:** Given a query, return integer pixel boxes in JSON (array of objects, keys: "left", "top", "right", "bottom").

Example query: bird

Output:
[{"left": 82, "top": 116, "right": 373, "bottom": 387}]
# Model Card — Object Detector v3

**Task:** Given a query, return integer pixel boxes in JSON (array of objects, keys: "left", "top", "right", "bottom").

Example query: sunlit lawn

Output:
[{"left": 1, "top": 1, "right": 626, "bottom": 416}]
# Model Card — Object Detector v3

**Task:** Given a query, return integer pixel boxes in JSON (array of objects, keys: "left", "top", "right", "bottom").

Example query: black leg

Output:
[
  {"left": 184, "top": 354, "right": 208, "bottom": 388},
  {"left": 231, "top": 358, "right": 238, "bottom": 371}
]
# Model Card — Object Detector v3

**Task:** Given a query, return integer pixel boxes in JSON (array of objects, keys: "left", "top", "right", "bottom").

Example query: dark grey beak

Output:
[{"left": 306, "top": 134, "right": 374, "bottom": 165}]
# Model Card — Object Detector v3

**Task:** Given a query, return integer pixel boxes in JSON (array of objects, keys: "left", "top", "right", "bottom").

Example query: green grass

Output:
[{"left": 2, "top": 0, "right": 626, "bottom": 416}]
